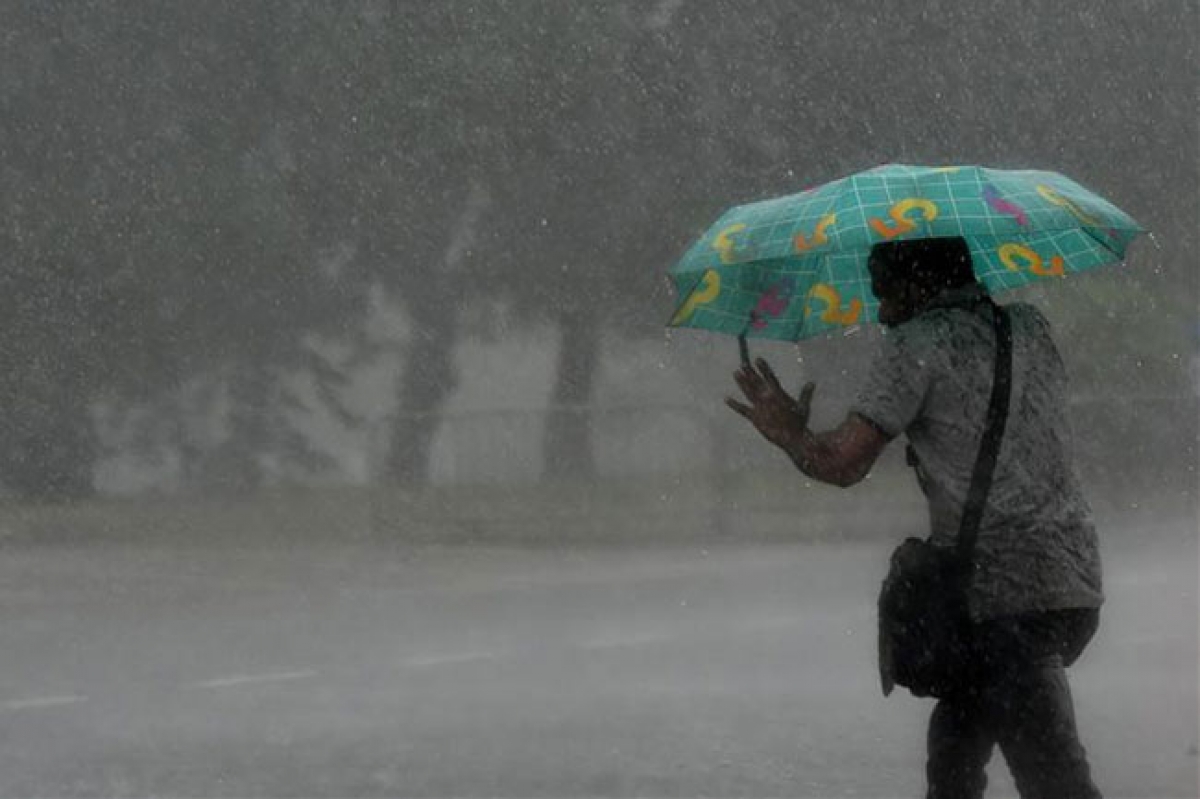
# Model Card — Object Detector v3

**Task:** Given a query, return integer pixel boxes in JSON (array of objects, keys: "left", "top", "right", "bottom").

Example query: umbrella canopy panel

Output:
[{"left": 668, "top": 164, "right": 1145, "bottom": 341}]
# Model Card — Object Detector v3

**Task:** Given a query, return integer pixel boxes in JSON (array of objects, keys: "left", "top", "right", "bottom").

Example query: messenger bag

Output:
[{"left": 877, "top": 299, "right": 1013, "bottom": 698}]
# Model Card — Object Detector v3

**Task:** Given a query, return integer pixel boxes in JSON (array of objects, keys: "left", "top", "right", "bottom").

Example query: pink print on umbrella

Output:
[
  {"left": 749, "top": 278, "right": 795, "bottom": 329},
  {"left": 982, "top": 184, "right": 1029, "bottom": 227}
]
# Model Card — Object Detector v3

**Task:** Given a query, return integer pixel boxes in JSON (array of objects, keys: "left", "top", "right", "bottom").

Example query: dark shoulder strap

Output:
[{"left": 956, "top": 300, "right": 1013, "bottom": 562}]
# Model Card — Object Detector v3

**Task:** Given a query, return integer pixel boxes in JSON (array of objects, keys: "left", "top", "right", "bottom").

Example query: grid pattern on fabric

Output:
[{"left": 667, "top": 164, "right": 1145, "bottom": 341}]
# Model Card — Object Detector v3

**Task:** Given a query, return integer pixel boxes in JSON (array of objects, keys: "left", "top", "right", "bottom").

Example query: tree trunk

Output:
[
  {"left": 199, "top": 358, "right": 272, "bottom": 494},
  {"left": 543, "top": 310, "right": 599, "bottom": 479},
  {"left": 0, "top": 264, "right": 99, "bottom": 500},
  {"left": 0, "top": 372, "right": 97, "bottom": 501},
  {"left": 386, "top": 325, "right": 458, "bottom": 484},
  {"left": 384, "top": 182, "right": 488, "bottom": 485}
]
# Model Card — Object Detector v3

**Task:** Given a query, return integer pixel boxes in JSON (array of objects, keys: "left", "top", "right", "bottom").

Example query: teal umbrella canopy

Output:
[{"left": 667, "top": 164, "right": 1145, "bottom": 341}]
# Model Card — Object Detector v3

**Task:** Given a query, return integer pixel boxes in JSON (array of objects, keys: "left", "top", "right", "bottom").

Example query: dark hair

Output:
[{"left": 868, "top": 236, "right": 976, "bottom": 294}]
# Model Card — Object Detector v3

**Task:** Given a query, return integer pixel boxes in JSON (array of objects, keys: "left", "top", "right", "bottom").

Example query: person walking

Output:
[{"left": 727, "top": 236, "right": 1104, "bottom": 798}]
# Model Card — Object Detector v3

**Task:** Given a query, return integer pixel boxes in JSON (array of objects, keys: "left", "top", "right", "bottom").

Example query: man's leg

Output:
[
  {"left": 984, "top": 612, "right": 1103, "bottom": 799},
  {"left": 926, "top": 691, "right": 993, "bottom": 799},
  {"left": 990, "top": 662, "right": 1102, "bottom": 798}
]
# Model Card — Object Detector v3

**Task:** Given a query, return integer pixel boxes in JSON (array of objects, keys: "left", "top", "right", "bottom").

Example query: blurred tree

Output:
[
  {"left": 290, "top": 2, "right": 518, "bottom": 484},
  {"left": 465, "top": 1, "right": 705, "bottom": 478},
  {"left": 0, "top": 4, "right": 131, "bottom": 498},
  {"left": 0, "top": 0, "right": 1192, "bottom": 499},
  {"left": 0, "top": 2, "right": 367, "bottom": 496}
]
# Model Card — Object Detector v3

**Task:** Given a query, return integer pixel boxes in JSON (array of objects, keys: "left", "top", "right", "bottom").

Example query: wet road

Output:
[{"left": 0, "top": 522, "right": 1195, "bottom": 797}]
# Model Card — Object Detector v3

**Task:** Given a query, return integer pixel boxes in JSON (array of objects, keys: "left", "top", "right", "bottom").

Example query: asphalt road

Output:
[{"left": 0, "top": 520, "right": 1196, "bottom": 797}]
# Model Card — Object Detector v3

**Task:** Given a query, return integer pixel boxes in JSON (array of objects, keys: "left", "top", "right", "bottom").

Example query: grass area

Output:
[
  {"left": 0, "top": 464, "right": 930, "bottom": 548},
  {"left": 0, "top": 445, "right": 1191, "bottom": 548}
]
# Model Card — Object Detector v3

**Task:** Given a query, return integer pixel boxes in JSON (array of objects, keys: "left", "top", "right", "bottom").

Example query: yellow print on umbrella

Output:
[
  {"left": 1036, "top": 185, "right": 1101, "bottom": 227},
  {"left": 805, "top": 283, "right": 862, "bottom": 325},
  {"left": 999, "top": 243, "right": 1065, "bottom": 277},
  {"left": 793, "top": 214, "right": 837, "bottom": 253},
  {"left": 712, "top": 223, "right": 747, "bottom": 264},
  {"left": 869, "top": 198, "right": 940, "bottom": 240},
  {"left": 670, "top": 269, "right": 722, "bottom": 325}
]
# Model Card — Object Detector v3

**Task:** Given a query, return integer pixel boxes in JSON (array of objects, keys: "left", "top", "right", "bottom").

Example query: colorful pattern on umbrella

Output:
[{"left": 667, "top": 164, "right": 1145, "bottom": 341}]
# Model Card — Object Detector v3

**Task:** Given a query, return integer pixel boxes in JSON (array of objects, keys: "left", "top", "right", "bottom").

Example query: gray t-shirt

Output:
[{"left": 853, "top": 285, "right": 1103, "bottom": 621}]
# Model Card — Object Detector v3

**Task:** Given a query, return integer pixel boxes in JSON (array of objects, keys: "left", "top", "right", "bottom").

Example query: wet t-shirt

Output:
[{"left": 852, "top": 285, "right": 1103, "bottom": 621}]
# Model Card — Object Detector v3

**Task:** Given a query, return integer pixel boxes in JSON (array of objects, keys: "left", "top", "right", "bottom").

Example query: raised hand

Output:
[{"left": 726, "top": 357, "right": 816, "bottom": 451}]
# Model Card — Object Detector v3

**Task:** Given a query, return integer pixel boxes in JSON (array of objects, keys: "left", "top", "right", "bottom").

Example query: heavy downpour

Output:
[{"left": 0, "top": 2, "right": 1196, "bottom": 797}]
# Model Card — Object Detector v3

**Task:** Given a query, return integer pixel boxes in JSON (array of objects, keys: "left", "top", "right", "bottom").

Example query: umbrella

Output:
[{"left": 666, "top": 164, "right": 1145, "bottom": 343}]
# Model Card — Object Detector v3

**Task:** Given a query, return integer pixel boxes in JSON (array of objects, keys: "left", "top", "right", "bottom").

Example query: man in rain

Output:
[{"left": 727, "top": 236, "right": 1104, "bottom": 798}]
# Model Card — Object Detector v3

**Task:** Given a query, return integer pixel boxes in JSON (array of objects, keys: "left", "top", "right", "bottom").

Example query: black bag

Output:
[
  {"left": 878, "top": 300, "right": 1012, "bottom": 698},
  {"left": 878, "top": 537, "right": 972, "bottom": 697}
]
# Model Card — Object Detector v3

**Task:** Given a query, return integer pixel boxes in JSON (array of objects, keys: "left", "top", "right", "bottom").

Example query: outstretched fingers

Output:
[
  {"left": 796, "top": 381, "right": 816, "bottom": 425},
  {"left": 725, "top": 397, "right": 753, "bottom": 419},
  {"left": 733, "top": 365, "right": 764, "bottom": 400},
  {"left": 798, "top": 381, "right": 816, "bottom": 410},
  {"left": 755, "top": 357, "right": 786, "bottom": 396}
]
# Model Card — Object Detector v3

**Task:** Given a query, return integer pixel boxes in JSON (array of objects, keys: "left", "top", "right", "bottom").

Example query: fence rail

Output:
[
  {"left": 407, "top": 396, "right": 1197, "bottom": 487},
  {"left": 13, "top": 395, "right": 1195, "bottom": 547}
]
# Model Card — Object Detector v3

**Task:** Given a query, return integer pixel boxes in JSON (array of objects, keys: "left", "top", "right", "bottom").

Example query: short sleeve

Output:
[
  {"left": 850, "top": 328, "right": 932, "bottom": 439},
  {"left": 1019, "top": 303, "right": 1066, "bottom": 371}
]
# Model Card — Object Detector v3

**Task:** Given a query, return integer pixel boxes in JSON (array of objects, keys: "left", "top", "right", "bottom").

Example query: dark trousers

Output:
[{"left": 926, "top": 608, "right": 1102, "bottom": 799}]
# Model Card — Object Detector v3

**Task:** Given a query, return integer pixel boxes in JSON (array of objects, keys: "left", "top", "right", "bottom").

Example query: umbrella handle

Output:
[{"left": 738, "top": 334, "right": 751, "bottom": 368}]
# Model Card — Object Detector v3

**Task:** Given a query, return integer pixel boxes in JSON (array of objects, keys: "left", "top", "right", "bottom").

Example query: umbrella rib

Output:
[
  {"left": 1076, "top": 224, "right": 1132, "bottom": 260},
  {"left": 666, "top": 269, "right": 713, "bottom": 326}
]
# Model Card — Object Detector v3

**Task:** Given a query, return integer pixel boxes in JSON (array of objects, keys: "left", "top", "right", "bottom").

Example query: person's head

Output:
[{"left": 867, "top": 236, "right": 978, "bottom": 326}]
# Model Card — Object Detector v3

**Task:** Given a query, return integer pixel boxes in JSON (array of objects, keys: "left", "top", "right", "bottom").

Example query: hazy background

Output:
[
  {"left": 0, "top": 0, "right": 1194, "bottom": 503},
  {"left": 0, "top": 3, "right": 1196, "bottom": 796}
]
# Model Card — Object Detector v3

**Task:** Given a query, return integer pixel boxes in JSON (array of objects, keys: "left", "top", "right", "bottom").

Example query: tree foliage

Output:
[{"left": 0, "top": 0, "right": 1193, "bottom": 496}]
